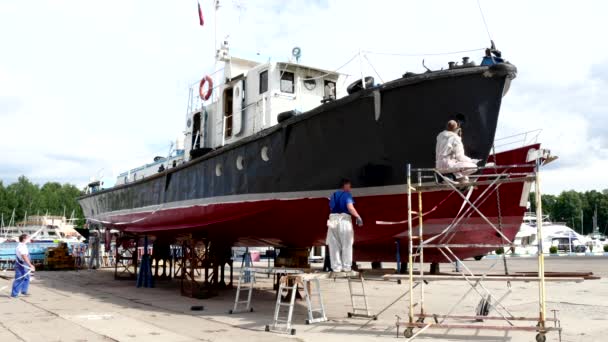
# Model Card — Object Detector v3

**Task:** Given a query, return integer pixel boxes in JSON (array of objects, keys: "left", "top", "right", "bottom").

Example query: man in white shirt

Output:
[
  {"left": 435, "top": 120, "right": 480, "bottom": 183},
  {"left": 11, "top": 234, "right": 35, "bottom": 298}
]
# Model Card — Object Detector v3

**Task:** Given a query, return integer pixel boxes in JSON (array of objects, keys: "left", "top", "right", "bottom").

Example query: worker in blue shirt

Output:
[{"left": 326, "top": 179, "right": 363, "bottom": 272}]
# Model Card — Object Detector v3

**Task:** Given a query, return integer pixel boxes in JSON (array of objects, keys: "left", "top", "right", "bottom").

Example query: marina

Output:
[{"left": 1, "top": 1, "right": 607, "bottom": 342}]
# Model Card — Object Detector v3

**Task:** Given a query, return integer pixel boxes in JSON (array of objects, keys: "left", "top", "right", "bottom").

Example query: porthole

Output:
[
  {"left": 261, "top": 146, "right": 270, "bottom": 162},
  {"left": 236, "top": 155, "right": 244, "bottom": 170},
  {"left": 215, "top": 164, "right": 222, "bottom": 176}
]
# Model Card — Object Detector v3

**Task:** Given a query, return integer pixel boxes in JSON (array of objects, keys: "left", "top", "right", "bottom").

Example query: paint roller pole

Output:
[{"left": 407, "top": 164, "right": 414, "bottom": 324}]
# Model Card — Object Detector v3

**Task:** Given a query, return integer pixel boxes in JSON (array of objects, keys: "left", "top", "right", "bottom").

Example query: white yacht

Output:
[
  {"left": 514, "top": 213, "right": 588, "bottom": 254},
  {"left": 0, "top": 215, "right": 83, "bottom": 243}
]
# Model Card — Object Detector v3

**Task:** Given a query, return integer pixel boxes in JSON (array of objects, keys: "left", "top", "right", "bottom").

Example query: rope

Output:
[
  {"left": 0, "top": 259, "right": 34, "bottom": 293},
  {"left": 298, "top": 52, "right": 359, "bottom": 81},
  {"left": 362, "top": 47, "right": 485, "bottom": 57},
  {"left": 363, "top": 54, "right": 384, "bottom": 83},
  {"left": 87, "top": 203, "right": 165, "bottom": 226},
  {"left": 476, "top": 0, "right": 493, "bottom": 41}
]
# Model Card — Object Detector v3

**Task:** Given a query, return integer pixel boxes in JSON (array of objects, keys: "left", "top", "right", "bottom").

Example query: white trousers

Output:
[
  {"left": 451, "top": 161, "right": 477, "bottom": 179},
  {"left": 326, "top": 213, "right": 354, "bottom": 272}
]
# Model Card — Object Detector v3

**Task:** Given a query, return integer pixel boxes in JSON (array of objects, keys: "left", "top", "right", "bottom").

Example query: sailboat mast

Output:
[
  {"left": 580, "top": 209, "right": 583, "bottom": 235},
  {"left": 593, "top": 204, "right": 598, "bottom": 233}
]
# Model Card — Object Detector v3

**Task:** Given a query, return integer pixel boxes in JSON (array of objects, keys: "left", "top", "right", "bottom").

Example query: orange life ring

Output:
[{"left": 199, "top": 75, "right": 213, "bottom": 101}]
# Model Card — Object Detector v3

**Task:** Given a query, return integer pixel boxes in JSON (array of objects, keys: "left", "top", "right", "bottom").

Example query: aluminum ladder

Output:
[
  {"left": 229, "top": 267, "right": 256, "bottom": 314},
  {"left": 265, "top": 276, "right": 299, "bottom": 335},
  {"left": 303, "top": 277, "right": 328, "bottom": 324},
  {"left": 347, "top": 273, "right": 376, "bottom": 319}
]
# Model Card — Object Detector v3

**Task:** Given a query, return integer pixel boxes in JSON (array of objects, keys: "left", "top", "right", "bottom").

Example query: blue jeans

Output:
[{"left": 11, "top": 261, "right": 30, "bottom": 297}]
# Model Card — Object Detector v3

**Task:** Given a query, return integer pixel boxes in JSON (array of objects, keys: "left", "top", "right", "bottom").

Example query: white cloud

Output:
[{"left": 1, "top": 0, "right": 607, "bottom": 194}]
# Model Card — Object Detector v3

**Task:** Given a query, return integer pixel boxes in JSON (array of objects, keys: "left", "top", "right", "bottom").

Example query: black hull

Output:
[{"left": 80, "top": 64, "right": 516, "bottom": 221}]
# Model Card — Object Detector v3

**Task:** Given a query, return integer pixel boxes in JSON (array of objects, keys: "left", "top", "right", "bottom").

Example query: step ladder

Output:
[
  {"left": 303, "top": 278, "right": 328, "bottom": 324},
  {"left": 229, "top": 267, "right": 256, "bottom": 314},
  {"left": 347, "top": 273, "right": 376, "bottom": 319},
  {"left": 265, "top": 276, "right": 299, "bottom": 335}
]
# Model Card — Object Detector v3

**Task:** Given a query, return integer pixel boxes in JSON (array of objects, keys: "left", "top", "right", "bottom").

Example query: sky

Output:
[{"left": 0, "top": 0, "right": 606, "bottom": 195}]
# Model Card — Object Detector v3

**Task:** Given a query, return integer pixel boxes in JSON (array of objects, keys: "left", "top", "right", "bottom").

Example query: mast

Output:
[
  {"left": 580, "top": 209, "right": 584, "bottom": 235},
  {"left": 593, "top": 204, "right": 598, "bottom": 234}
]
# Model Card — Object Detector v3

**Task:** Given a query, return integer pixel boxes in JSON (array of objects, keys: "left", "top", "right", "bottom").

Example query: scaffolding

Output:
[{"left": 387, "top": 150, "right": 579, "bottom": 342}]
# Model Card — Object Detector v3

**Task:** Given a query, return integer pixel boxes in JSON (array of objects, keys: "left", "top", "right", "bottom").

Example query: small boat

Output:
[
  {"left": 514, "top": 213, "right": 590, "bottom": 254},
  {"left": 1, "top": 215, "right": 84, "bottom": 243}
]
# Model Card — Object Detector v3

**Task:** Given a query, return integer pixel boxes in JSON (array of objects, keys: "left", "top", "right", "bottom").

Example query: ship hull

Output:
[{"left": 79, "top": 64, "right": 522, "bottom": 262}]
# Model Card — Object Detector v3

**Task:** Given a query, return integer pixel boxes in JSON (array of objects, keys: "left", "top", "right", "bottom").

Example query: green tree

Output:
[
  {"left": 0, "top": 176, "right": 85, "bottom": 227},
  {"left": 529, "top": 193, "right": 557, "bottom": 218},
  {"left": 0, "top": 181, "right": 9, "bottom": 223},
  {"left": 6, "top": 176, "right": 41, "bottom": 221},
  {"left": 59, "top": 183, "right": 85, "bottom": 226},
  {"left": 553, "top": 191, "right": 583, "bottom": 233},
  {"left": 583, "top": 190, "right": 608, "bottom": 235},
  {"left": 39, "top": 182, "right": 63, "bottom": 215}
]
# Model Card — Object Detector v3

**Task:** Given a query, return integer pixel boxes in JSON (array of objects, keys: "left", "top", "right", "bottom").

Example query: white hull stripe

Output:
[{"left": 87, "top": 184, "right": 408, "bottom": 222}]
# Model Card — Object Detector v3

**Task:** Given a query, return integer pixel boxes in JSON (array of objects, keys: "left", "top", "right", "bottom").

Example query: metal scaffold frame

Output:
[
  {"left": 114, "top": 234, "right": 138, "bottom": 280},
  {"left": 388, "top": 152, "right": 577, "bottom": 342}
]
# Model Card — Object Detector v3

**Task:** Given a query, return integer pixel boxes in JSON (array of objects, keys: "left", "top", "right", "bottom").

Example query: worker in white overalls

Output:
[
  {"left": 11, "top": 234, "right": 35, "bottom": 298},
  {"left": 435, "top": 120, "right": 480, "bottom": 183},
  {"left": 326, "top": 179, "right": 363, "bottom": 272}
]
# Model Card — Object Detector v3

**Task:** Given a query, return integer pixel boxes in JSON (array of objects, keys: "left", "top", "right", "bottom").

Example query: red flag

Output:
[{"left": 198, "top": 1, "right": 204, "bottom": 26}]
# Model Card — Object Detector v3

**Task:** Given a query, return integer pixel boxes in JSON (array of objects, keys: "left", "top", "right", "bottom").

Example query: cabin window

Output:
[
  {"left": 303, "top": 78, "right": 316, "bottom": 91},
  {"left": 324, "top": 80, "right": 336, "bottom": 99},
  {"left": 280, "top": 71, "right": 295, "bottom": 93},
  {"left": 259, "top": 70, "right": 268, "bottom": 94},
  {"left": 261, "top": 146, "right": 270, "bottom": 162},
  {"left": 223, "top": 88, "right": 234, "bottom": 137}
]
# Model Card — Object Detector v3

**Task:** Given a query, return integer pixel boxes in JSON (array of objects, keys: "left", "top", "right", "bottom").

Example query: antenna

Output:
[{"left": 292, "top": 47, "right": 302, "bottom": 63}]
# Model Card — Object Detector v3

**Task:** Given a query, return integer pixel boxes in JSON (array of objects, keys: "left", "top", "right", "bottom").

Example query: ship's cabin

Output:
[{"left": 184, "top": 57, "right": 346, "bottom": 160}]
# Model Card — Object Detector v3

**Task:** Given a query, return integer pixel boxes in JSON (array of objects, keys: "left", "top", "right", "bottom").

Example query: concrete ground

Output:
[{"left": 0, "top": 257, "right": 607, "bottom": 342}]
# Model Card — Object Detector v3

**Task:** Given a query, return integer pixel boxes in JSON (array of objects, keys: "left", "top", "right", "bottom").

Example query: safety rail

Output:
[{"left": 493, "top": 129, "right": 542, "bottom": 152}]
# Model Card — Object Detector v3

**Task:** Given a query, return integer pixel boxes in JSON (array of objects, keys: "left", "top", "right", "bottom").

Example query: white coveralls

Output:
[
  {"left": 435, "top": 130, "right": 478, "bottom": 180},
  {"left": 326, "top": 213, "right": 354, "bottom": 272}
]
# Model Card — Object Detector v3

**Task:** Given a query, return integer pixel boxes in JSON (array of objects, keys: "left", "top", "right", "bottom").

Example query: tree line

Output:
[
  {"left": 530, "top": 189, "right": 608, "bottom": 235},
  {"left": 0, "top": 176, "right": 85, "bottom": 226},
  {"left": 2, "top": 175, "right": 606, "bottom": 235}
]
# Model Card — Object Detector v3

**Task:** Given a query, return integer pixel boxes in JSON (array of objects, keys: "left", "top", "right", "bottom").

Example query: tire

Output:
[
  {"left": 474, "top": 255, "right": 484, "bottom": 261},
  {"left": 346, "top": 76, "right": 374, "bottom": 94},
  {"left": 404, "top": 328, "right": 414, "bottom": 338},
  {"left": 277, "top": 110, "right": 296, "bottom": 123}
]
